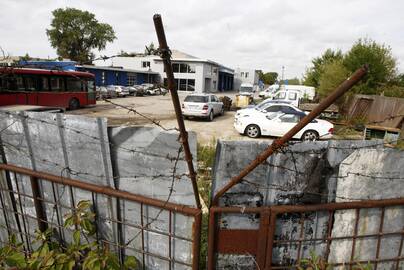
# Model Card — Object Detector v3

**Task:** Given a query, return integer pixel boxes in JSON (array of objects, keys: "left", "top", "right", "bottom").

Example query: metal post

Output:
[
  {"left": 212, "top": 65, "right": 368, "bottom": 205},
  {"left": 29, "top": 176, "right": 48, "bottom": 232},
  {"left": 153, "top": 14, "right": 201, "bottom": 209}
]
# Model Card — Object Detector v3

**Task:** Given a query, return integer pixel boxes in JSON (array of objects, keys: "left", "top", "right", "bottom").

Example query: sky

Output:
[{"left": 1, "top": 0, "right": 404, "bottom": 79}]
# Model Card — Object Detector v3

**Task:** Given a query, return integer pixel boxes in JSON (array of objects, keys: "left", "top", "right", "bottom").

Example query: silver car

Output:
[{"left": 182, "top": 94, "right": 224, "bottom": 121}]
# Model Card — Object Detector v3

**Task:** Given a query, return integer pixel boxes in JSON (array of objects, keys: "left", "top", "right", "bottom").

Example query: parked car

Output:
[
  {"left": 107, "top": 85, "right": 129, "bottom": 97},
  {"left": 96, "top": 86, "right": 117, "bottom": 99},
  {"left": 182, "top": 94, "right": 224, "bottom": 121},
  {"left": 234, "top": 109, "right": 333, "bottom": 140},
  {"left": 236, "top": 102, "right": 304, "bottom": 119},
  {"left": 128, "top": 85, "right": 145, "bottom": 96}
]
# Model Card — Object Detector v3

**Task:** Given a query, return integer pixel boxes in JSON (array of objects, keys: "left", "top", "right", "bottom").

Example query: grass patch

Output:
[{"left": 196, "top": 141, "right": 217, "bottom": 269}]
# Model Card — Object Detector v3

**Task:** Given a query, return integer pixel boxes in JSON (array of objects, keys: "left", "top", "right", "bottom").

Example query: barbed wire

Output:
[
  {"left": 102, "top": 98, "right": 177, "bottom": 132},
  {"left": 0, "top": 110, "right": 185, "bottom": 165}
]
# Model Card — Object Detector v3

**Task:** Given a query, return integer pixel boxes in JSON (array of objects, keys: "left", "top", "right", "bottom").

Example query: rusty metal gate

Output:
[
  {"left": 0, "top": 163, "right": 201, "bottom": 269},
  {"left": 208, "top": 200, "right": 404, "bottom": 269}
]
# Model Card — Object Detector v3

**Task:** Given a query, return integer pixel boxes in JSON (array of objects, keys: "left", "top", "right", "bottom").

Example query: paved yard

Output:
[{"left": 67, "top": 92, "right": 255, "bottom": 144}]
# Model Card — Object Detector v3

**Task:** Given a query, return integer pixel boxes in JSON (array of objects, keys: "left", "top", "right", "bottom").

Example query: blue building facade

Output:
[
  {"left": 218, "top": 66, "right": 234, "bottom": 91},
  {"left": 78, "top": 66, "right": 159, "bottom": 86},
  {"left": 19, "top": 60, "right": 77, "bottom": 71}
]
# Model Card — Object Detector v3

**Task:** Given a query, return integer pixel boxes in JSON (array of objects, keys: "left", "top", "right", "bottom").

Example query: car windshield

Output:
[{"left": 184, "top": 95, "right": 208, "bottom": 103}]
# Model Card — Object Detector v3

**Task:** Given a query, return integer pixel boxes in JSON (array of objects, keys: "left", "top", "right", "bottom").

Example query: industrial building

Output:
[
  {"left": 234, "top": 68, "right": 261, "bottom": 90},
  {"left": 93, "top": 50, "right": 234, "bottom": 93}
]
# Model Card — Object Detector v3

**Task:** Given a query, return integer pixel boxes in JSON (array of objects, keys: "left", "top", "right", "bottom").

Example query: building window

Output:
[
  {"left": 172, "top": 78, "right": 195, "bottom": 91},
  {"left": 240, "top": 72, "right": 244, "bottom": 77},
  {"left": 213, "top": 80, "right": 217, "bottom": 90},
  {"left": 127, "top": 74, "right": 136, "bottom": 86},
  {"left": 172, "top": 63, "right": 195, "bottom": 73},
  {"left": 213, "top": 68, "right": 218, "bottom": 74},
  {"left": 245, "top": 72, "right": 249, "bottom": 78},
  {"left": 115, "top": 72, "right": 119, "bottom": 84},
  {"left": 179, "top": 79, "right": 187, "bottom": 90},
  {"left": 187, "top": 79, "right": 195, "bottom": 91},
  {"left": 142, "top": 61, "right": 150, "bottom": 68}
]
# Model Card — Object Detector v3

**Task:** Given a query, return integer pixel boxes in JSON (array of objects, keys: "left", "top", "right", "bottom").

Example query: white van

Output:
[
  {"left": 272, "top": 90, "right": 301, "bottom": 107},
  {"left": 239, "top": 83, "right": 254, "bottom": 96},
  {"left": 259, "top": 84, "right": 315, "bottom": 100}
]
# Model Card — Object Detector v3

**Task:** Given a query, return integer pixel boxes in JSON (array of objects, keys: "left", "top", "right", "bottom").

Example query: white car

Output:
[
  {"left": 236, "top": 102, "right": 303, "bottom": 119},
  {"left": 182, "top": 94, "right": 224, "bottom": 121},
  {"left": 107, "top": 85, "right": 129, "bottom": 97},
  {"left": 234, "top": 109, "right": 334, "bottom": 140}
]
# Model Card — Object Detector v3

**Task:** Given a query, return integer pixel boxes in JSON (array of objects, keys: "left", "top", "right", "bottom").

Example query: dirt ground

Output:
[{"left": 67, "top": 92, "right": 253, "bottom": 144}]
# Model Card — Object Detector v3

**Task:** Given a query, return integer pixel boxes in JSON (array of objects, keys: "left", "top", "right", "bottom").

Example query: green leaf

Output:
[
  {"left": 64, "top": 216, "right": 74, "bottom": 228},
  {"left": 5, "top": 252, "right": 27, "bottom": 268},
  {"left": 73, "top": 230, "right": 81, "bottom": 245},
  {"left": 124, "top": 256, "right": 137, "bottom": 270},
  {"left": 77, "top": 200, "right": 91, "bottom": 210}
]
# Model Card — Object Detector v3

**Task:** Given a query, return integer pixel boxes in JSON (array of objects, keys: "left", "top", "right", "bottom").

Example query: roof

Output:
[
  {"left": 79, "top": 65, "right": 159, "bottom": 75},
  {"left": 0, "top": 67, "right": 94, "bottom": 78}
]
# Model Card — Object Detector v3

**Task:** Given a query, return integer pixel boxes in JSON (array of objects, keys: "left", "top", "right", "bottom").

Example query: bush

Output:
[{"left": 0, "top": 200, "right": 138, "bottom": 270}]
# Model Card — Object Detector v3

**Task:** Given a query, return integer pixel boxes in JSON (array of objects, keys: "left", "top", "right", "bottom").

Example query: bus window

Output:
[
  {"left": 50, "top": 77, "right": 64, "bottom": 91},
  {"left": 16, "top": 75, "right": 24, "bottom": 91},
  {"left": 25, "top": 76, "right": 38, "bottom": 91},
  {"left": 87, "top": 80, "right": 95, "bottom": 92},
  {"left": 41, "top": 77, "right": 50, "bottom": 91},
  {"left": 66, "top": 77, "right": 83, "bottom": 92},
  {"left": 0, "top": 76, "right": 15, "bottom": 91}
]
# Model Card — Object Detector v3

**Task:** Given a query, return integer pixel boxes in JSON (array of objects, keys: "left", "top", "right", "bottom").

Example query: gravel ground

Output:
[{"left": 67, "top": 91, "right": 258, "bottom": 144}]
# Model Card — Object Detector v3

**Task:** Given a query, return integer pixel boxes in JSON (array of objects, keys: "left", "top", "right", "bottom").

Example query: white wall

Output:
[
  {"left": 234, "top": 68, "right": 259, "bottom": 90},
  {"left": 93, "top": 56, "right": 220, "bottom": 93}
]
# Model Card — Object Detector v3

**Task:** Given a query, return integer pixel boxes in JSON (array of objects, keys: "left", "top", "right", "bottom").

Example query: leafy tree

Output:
[
  {"left": 118, "top": 50, "right": 140, "bottom": 57},
  {"left": 144, "top": 42, "right": 158, "bottom": 55},
  {"left": 46, "top": 8, "right": 116, "bottom": 64},
  {"left": 377, "top": 85, "right": 404, "bottom": 98},
  {"left": 281, "top": 77, "right": 300, "bottom": 85},
  {"left": 343, "top": 38, "right": 397, "bottom": 94},
  {"left": 19, "top": 53, "right": 32, "bottom": 61},
  {"left": 317, "top": 60, "right": 350, "bottom": 105},
  {"left": 303, "top": 49, "right": 343, "bottom": 87},
  {"left": 259, "top": 71, "right": 278, "bottom": 85}
]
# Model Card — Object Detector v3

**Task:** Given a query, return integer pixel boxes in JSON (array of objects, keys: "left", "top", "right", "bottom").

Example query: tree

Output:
[
  {"left": 281, "top": 77, "right": 300, "bottom": 85},
  {"left": 317, "top": 60, "right": 350, "bottom": 105},
  {"left": 46, "top": 8, "right": 116, "bottom": 64},
  {"left": 343, "top": 38, "right": 397, "bottom": 94},
  {"left": 144, "top": 42, "right": 158, "bottom": 55},
  {"left": 303, "top": 49, "right": 343, "bottom": 87},
  {"left": 259, "top": 72, "right": 278, "bottom": 85}
]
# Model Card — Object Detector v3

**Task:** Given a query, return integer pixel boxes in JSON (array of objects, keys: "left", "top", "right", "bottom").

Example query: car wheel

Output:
[
  {"left": 208, "top": 111, "right": 214, "bottom": 121},
  {"left": 245, "top": 124, "right": 261, "bottom": 138},
  {"left": 301, "top": 130, "right": 319, "bottom": 141},
  {"left": 68, "top": 98, "right": 80, "bottom": 110}
]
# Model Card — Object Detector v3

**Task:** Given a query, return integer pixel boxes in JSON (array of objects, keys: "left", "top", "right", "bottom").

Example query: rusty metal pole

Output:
[
  {"left": 153, "top": 14, "right": 201, "bottom": 210},
  {"left": 30, "top": 176, "right": 48, "bottom": 232},
  {"left": 212, "top": 65, "right": 368, "bottom": 206}
]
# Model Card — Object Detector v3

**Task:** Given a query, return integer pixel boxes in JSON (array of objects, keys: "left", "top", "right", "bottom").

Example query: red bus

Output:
[{"left": 0, "top": 67, "right": 96, "bottom": 110}]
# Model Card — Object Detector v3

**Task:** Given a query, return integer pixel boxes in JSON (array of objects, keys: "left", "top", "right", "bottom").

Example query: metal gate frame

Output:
[
  {"left": 0, "top": 163, "right": 202, "bottom": 269},
  {"left": 208, "top": 199, "right": 404, "bottom": 269}
]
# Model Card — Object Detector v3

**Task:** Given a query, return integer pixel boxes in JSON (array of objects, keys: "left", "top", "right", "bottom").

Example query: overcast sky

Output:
[{"left": 1, "top": 0, "right": 403, "bottom": 78}]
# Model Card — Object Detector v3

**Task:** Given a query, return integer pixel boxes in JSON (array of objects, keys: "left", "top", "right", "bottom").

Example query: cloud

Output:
[{"left": 1, "top": 0, "right": 403, "bottom": 78}]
